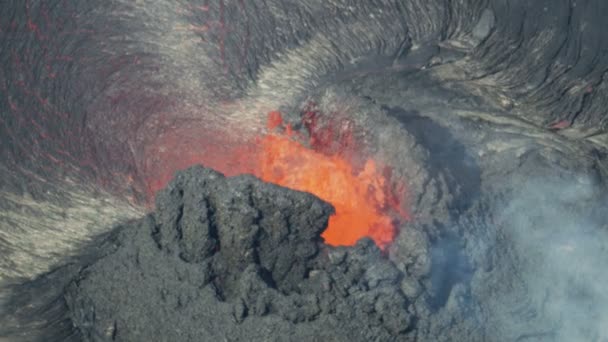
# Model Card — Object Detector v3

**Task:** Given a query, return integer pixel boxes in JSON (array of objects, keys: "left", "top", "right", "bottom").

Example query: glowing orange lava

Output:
[
  {"left": 256, "top": 112, "right": 404, "bottom": 248},
  {"left": 146, "top": 110, "right": 408, "bottom": 249}
]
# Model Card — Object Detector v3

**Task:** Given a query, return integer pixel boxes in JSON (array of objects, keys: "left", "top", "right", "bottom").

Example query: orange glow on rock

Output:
[
  {"left": 255, "top": 111, "right": 407, "bottom": 249},
  {"left": 266, "top": 110, "right": 284, "bottom": 130},
  {"left": 258, "top": 133, "right": 397, "bottom": 248},
  {"left": 145, "top": 110, "right": 408, "bottom": 249}
]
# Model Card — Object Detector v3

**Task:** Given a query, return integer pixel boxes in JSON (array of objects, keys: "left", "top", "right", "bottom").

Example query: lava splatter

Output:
[{"left": 146, "top": 110, "right": 408, "bottom": 248}]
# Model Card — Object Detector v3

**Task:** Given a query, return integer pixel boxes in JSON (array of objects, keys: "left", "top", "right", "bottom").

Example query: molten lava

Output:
[
  {"left": 256, "top": 111, "right": 405, "bottom": 248},
  {"left": 146, "top": 110, "right": 408, "bottom": 249},
  {"left": 259, "top": 134, "right": 395, "bottom": 246}
]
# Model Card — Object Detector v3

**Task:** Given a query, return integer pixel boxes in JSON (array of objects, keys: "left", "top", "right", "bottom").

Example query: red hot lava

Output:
[{"left": 146, "top": 109, "right": 409, "bottom": 249}]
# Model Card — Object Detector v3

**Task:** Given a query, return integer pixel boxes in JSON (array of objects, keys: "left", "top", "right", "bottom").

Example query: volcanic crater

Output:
[{"left": 1, "top": 1, "right": 608, "bottom": 342}]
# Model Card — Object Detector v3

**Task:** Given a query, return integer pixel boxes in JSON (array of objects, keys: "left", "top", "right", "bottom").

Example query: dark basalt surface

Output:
[{"left": 65, "top": 166, "right": 415, "bottom": 342}]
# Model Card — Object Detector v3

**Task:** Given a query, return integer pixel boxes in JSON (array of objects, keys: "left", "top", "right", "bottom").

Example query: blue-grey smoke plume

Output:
[{"left": 495, "top": 175, "right": 608, "bottom": 341}]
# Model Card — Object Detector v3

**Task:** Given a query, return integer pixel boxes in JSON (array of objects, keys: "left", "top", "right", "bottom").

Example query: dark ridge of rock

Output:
[{"left": 64, "top": 166, "right": 415, "bottom": 341}]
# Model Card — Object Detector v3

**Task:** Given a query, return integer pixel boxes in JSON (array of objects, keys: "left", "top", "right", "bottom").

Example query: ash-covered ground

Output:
[{"left": 1, "top": 0, "right": 608, "bottom": 341}]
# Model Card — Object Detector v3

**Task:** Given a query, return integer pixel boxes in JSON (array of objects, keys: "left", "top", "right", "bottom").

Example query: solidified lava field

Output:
[{"left": 1, "top": 1, "right": 608, "bottom": 341}]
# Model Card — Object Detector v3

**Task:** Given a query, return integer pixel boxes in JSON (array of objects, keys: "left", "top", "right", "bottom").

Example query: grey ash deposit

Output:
[{"left": 65, "top": 166, "right": 414, "bottom": 341}]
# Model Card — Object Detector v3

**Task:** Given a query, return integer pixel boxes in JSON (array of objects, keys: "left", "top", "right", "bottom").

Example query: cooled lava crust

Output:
[{"left": 67, "top": 166, "right": 414, "bottom": 341}]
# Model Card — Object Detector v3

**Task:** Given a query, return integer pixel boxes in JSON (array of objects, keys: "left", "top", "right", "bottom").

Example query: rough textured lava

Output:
[{"left": 66, "top": 166, "right": 413, "bottom": 341}]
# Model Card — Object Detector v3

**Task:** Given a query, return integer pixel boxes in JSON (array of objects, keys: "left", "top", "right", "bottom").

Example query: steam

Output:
[{"left": 494, "top": 174, "right": 608, "bottom": 341}]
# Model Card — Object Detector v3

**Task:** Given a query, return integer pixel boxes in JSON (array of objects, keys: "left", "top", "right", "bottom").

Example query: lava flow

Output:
[
  {"left": 258, "top": 111, "right": 406, "bottom": 248},
  {"left": 146, "top": 110, "right": 408, "bottom": 248}
]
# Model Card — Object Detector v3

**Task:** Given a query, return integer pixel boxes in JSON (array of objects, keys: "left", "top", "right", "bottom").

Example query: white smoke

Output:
[{"left": 496, "top": 175, "right": 608, "bottom": 341}]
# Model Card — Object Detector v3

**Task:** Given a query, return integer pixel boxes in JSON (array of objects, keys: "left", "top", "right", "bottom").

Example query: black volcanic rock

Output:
[{"left": 64, "top": 166, "right": 413, "bottom": 341}]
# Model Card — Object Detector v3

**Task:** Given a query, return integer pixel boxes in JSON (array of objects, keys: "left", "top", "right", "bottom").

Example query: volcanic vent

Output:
[
  {"left": 2, "top": 1, "right": 608, "bottom": 341},
  {"left": 65, "top": 166, "right": 414, "bottom": 341},
  {"left": 144, "top": 101, "right": 418, "bottom": 249},
  {"left": 58, "top": 93, "right": 458, "bottom": 341},
  {"left": 257, "top": 108, "right": 408, "bottom": 248}
]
